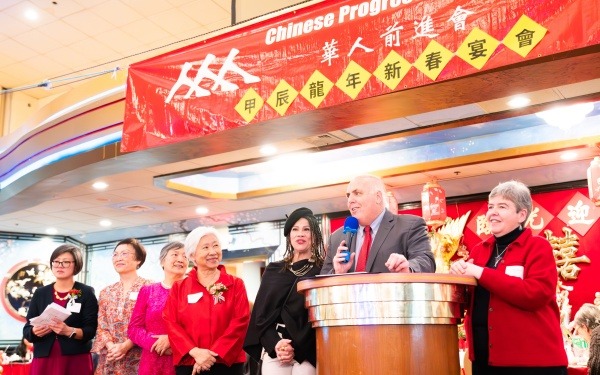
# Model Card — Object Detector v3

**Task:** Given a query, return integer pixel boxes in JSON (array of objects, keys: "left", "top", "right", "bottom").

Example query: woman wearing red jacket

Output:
[
  {"left": 450, "top": 180, "right": 567, "bottom": 375},
  {"left": 163, "top": 226, "right": 250, "bottom": 375}
]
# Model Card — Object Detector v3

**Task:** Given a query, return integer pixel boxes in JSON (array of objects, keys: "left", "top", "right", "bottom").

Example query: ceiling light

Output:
[
  {"left": 24, "top": 9, "right": 39, "bottom": 21},
  {"left": 507, "top": 96, "right": 531, "bottom": 108},
  {"left": 260, "top": 145, "right": 277, "bottom": 156},
  {"left": 92, "top": 181, "right": 108, "bottom": 190},
  {"left": 46, "top": 227, "right": 58, "bottom": 235},
  {"left": 195, "top": 206, "right": 209, "bottom": 215},
  {"left": 100, "top": 219, "right": 112, "bottom": 227},
  {"left": 560, "top": 151, "right": 578, "bottom": 161},
  {"left": 536, "top": 102, "right": 594, "bottom": 130}
]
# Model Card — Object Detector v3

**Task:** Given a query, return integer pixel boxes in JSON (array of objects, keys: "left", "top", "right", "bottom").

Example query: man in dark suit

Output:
[{"left": 321, "top": 175, "right": 435, "bottom": 274}]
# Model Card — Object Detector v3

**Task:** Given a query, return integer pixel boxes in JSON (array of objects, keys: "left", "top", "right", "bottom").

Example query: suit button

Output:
[{"left": 489, "top": 307, "right": 493, "bottom": 312}]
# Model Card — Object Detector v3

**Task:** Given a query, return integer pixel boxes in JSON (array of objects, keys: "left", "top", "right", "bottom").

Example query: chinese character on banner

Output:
[
  {"left": 466, "top": 203, "right": 491, "bottom": 240},
  {"left": 557, "top": 192, "right": 600, "bottom": 236},
  {"left": 524, "top": 199, "right": 554, "bottom": 235}
]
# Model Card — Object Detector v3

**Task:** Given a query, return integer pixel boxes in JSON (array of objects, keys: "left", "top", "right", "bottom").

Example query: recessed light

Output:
[
  {"left": 536, "top": 102, "right": 594, "bottom": 130},
  {"left": 100, "top": 219, "right": 112, "bottom": 227},
  {"left": 260, "top": 145, "right": 277, "bottom": 156},
  {"left": 92, "top": 181, "right": 108, "bottom": 190},
  {"left": 24, "top": 9, "right": 39, "bottom": 21},
  {"left": 560, "top": 151, "right": 578, "bottom": 161},
  {"left": 196, "top": 206, "right": 209, "bottom": 215},
  {"left": 46, "top": 227, "right": 58, "bottom": 235},
  {"left": 507, "top": 96, "right": 531, "bottom": 108}
]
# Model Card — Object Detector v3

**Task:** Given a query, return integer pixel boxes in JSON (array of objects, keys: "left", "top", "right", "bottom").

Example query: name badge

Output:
[
  {"left": 505, "top": 265, "right": 524, "bottom": 279},
  {"left": 129, "top": 292, "right": 139, "bottom": 301},
  {"left": 187, "top": 292, "right": 203, "bottom": 304},
  {"left": 67, "top": 301, "right": 82, "bottom": 313}
]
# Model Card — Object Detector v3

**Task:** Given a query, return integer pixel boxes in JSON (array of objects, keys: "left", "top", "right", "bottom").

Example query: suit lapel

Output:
[{"left": 366, "top": 210, "right": 394, "bottom": 271}]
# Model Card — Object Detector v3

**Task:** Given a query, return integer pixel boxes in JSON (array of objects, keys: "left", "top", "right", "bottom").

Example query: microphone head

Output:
[{"left": 343, "top": 216, "right": 359, "bottom": 234}]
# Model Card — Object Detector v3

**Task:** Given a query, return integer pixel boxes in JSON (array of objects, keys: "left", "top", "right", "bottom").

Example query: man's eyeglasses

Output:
[{"left": 52, "top": 260, "right": 74, "bottom": 268}]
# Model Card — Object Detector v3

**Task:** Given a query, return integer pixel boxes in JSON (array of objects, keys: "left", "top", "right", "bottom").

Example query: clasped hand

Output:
[
  {"left": 151, "top": 334, "right": 171, "bottom": 356},
  {"left": 449, "top": 259, "right": 483, "bottom": 279},
  {"left": 190, "top": 347, "right": 218, "bottom": 374},
  {"left": 106, "top": 341, "right": 131, "bottom": 362},
  {"left": 275, "top": 339, "right": 294, "bottom": 365}
]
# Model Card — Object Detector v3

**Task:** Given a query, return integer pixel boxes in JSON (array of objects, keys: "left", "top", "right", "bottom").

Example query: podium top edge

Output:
[{"left": 296, "top": 272, "right": 477, "bottom": 292}]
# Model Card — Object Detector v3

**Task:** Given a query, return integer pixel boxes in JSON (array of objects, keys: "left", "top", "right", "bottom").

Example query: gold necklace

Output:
[{"left": 289, "top": 262, "right": 313, "bottom": 277}]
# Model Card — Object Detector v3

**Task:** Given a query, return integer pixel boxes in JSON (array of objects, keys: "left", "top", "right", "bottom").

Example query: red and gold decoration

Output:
[
  {"left": 429, "top": 211, "right": 470, "bottom": 273},
  {"left": 546, "top": 227, "right": 591, "bottom": 281},
  {"left": 421, "top": 180, "right": 447, "bottom": 228},
  {"left": 122, "top": 0, "right": 598, "bottom": 153},
  {"left": 2, "top": 261, "right": 54, "bottom": 322}
]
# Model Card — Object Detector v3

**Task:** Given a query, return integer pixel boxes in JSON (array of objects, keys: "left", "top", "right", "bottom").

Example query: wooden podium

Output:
[{"left": 297, "top": 273, "right": 476, "bottom": 375}]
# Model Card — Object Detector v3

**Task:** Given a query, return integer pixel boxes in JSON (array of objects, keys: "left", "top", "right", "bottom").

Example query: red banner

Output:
[{"left": 123, "top": 0, "right": 599, "bottom": 152}]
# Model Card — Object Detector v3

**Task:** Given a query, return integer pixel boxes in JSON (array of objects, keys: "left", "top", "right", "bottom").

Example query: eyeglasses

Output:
[
  {"left": 112, "top": 251, "right": 134, "bottom": 259},
  {"left": 52, "top": 260, "right": 74, "bottom": 268}
]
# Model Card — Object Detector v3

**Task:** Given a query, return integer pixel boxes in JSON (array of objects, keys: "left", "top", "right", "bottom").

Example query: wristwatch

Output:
[{"left": 68, "top": 328, "right": 76, "bottom": 339}]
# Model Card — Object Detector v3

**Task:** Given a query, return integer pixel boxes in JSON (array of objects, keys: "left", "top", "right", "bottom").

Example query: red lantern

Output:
[
  {"left": 587, "top": 157, "right": 600, "bottom": 206},
  {"left": 421, "top": 180, "right": 447, "bottom": 227}
]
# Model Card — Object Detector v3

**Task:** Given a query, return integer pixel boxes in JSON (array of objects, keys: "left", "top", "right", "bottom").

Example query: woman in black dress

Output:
[{"left": 244, "top": 207, "right": 325, "bottom": 375}]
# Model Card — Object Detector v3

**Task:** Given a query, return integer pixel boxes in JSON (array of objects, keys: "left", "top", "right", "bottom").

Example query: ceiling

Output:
[{"left": 0, "top": 0, "right": 599, "bottom": 245}]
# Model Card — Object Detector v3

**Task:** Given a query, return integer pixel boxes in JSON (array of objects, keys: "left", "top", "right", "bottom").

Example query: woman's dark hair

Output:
[
  {"left": 115, "top": 238, "right": 147, "bottom": 269},
  {"left": 16, "top": 337, "right": 27, "bottom": 358},
  {"left": 589, "top": 326, "right": 600, "bottom": 375},
  {"left": 282, "top": 210, "right": 325, "bottom": 268},
  {"left": 50, "top": 244, "right": 84, "bottom": 275}
]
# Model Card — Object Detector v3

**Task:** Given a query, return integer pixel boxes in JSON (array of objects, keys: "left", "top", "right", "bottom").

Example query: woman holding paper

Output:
[
  {"left": 91, "top": 238, "right": 153, "bottom": 375},
  {"left": 128, "top": 241, "right": 188, "bottom": 375},
  {"left": 23, "top": 244, "right": 99, "bottom": 375},
  {"left": 450, "top": 180, "right": 567, "bottom": 374},
  {"left": 163, "top": 226, "right": 250, "bottom": 375}
]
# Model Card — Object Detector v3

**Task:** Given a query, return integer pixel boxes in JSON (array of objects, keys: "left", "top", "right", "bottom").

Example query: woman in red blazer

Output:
[
  {"left": 450, "top": 180, "right": 567, "bottom": 375},
  {"left": 163, "top": 226, "right": 250, "bottom": 375}
]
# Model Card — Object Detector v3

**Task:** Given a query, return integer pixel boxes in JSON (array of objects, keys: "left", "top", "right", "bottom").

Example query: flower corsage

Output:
[
  {"left": 68, "top": 289, "right": 82, "bottom": 300},
  {"left": 208, "top": 283, "right": 227, "bottom": 305}
]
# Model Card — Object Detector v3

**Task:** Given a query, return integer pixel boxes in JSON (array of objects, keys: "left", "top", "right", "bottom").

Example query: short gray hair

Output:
[
  {"left": 159, "top": 241, "right": 185, "bottom": 264},
  {"left": 184, "top": 226, "right": 223, "bottom": 262},
  {"left": 574, "top": 303, "right": 600, "bottom": 331},
  {"left": 489, "top": 180, "right": 532, "bottom": 224}
]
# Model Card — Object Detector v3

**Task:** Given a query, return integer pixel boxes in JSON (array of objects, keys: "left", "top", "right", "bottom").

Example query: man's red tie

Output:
[{"left": 355, "top": 226, "right": 371, "bottom": 272}]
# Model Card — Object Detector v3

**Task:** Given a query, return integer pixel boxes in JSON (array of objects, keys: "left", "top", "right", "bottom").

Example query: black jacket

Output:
[{"left": 23, "top": 281, "right": 98, "bottom": 357}]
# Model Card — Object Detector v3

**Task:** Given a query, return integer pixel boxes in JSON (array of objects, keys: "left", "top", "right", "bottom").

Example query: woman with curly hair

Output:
[{"left": 244, "top": 207, "right": 325, "bottom": 375}]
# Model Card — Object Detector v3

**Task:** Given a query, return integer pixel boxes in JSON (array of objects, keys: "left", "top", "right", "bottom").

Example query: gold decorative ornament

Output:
[
  {"left": 429, "top": 211, "right": 471, "bottom": 273},
  {"left": 544, "top": 227, "right": 590, "bottom": 280}
]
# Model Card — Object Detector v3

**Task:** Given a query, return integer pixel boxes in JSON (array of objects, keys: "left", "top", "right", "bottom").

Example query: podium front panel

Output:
[{"left": 298, "top": 273, "right": 476, "bottom": 375}]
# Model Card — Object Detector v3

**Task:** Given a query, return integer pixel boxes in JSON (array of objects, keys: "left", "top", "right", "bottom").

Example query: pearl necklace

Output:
[{"left": 54, "top": 289, "right": 69, "bottom": 300}]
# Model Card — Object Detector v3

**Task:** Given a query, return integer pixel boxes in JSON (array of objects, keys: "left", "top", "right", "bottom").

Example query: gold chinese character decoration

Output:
[
  {"left": 544, "top": 227, "right": 590, "bottom": 280},
  {"left": 556, "top": 280, "right": 573, "bottom": 333}
]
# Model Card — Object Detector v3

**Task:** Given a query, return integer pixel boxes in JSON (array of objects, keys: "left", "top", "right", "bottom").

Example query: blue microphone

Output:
[{"left": 341, "top": 216, "right": 359, "bottom": 263}]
